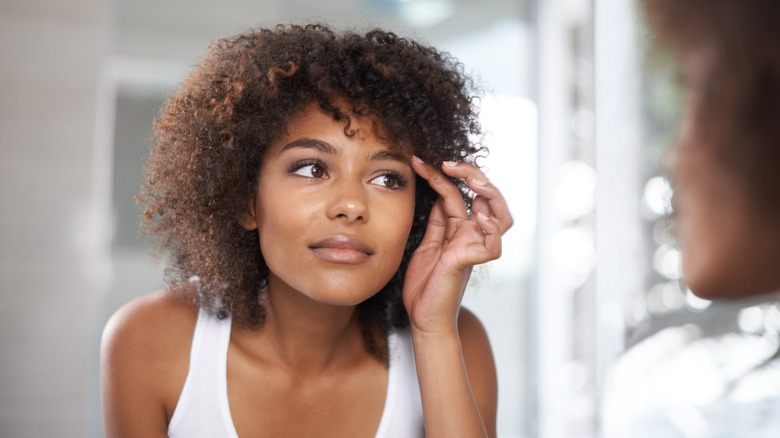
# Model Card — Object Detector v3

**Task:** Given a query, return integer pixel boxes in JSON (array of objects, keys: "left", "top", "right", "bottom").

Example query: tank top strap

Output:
[
  {"left": 375, "top": 329, "right": 425, "bottom": 438},
  {"left": 168, "top": 308, "right": 237, "bottom": 438}
]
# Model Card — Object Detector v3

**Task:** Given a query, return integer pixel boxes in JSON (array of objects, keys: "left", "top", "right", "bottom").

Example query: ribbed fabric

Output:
[{"left": 168, "top": 309, "right": 424, "bottom": 437}]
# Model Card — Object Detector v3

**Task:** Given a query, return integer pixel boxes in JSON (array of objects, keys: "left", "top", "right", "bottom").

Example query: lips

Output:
[{"left": 309, "top": 235, "right": 374, "bottom": 264}]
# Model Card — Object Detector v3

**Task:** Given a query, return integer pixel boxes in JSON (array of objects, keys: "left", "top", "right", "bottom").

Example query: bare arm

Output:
[
  {"left": 411, "top": 308, "right": 498, "bottom": 437},
  {"left": 405, "top": 157, "right": 511, "bottom": 438},
  {"left": 101, "top": 290, "right": 196, "bottom": 438}
]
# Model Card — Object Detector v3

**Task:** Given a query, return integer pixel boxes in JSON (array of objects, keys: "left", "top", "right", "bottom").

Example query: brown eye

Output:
[
  {"left": 293, "top": 163, "right": 326, "bottom": 178},
  {"left": 370, "top": 173, "right": 403, "bottom": 189}
]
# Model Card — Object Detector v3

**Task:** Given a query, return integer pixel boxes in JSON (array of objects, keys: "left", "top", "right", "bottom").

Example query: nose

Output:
[{"left": 326, "top": 178, "right": 368, "bottom": 223}]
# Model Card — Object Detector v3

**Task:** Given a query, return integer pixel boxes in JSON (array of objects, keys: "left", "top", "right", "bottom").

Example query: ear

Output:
[{"left": 241, "top": 197, "right": 258, "bottom": 231}]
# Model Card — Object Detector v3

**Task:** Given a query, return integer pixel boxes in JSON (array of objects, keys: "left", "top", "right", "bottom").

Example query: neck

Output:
[{"left": 257, "top": 277, "right": 365, "bottom": 373}]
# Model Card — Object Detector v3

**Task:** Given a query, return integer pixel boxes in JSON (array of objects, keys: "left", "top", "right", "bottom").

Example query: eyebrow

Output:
[
  {"left": 279, "top": 138, "right": 337, "bottom": 155},
  {"left": 279, "top": 137, "right": 410, "bottom": 165},
  {"left": 368, "top": 149, "right": 410, "bottom": 165}
]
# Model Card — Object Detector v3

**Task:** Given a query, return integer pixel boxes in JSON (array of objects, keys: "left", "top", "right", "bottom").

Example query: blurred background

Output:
[{"left": 3, "top": 0, "right": 779, "bottom": 437}]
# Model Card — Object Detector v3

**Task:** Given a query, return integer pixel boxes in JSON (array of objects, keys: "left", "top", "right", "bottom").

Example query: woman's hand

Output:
[{"left": 403, "top": 157, "right": 513, "bottom": 336}]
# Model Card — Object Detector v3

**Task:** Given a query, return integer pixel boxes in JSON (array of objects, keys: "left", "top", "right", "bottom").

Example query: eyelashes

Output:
[
  {"left": 288, "top": 158, "right": 409, "bottom": 189},
  {"left": 289, "top": 159, "right": 326, "bottom": 178},
  {"left": 369, "top": 171, "right": 408, "bottom": 189}
]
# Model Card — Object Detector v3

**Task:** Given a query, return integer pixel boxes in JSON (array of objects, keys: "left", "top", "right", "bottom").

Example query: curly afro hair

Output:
[{"left": 139, "top": 24, "right": 484, "bottom": 359}]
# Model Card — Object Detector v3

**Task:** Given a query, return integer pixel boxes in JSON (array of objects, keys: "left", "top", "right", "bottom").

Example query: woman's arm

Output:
[
  {"left": 405, "top": 157, "right": 512, "bottom": 438},
  {"left": 101, "top": 290, "right": 196, "bottom": 438},
  {"left": 459, "top": 308, "right": 499, "bottom": 435},
  {"left": 411, "top": 308, "right": 498, "bottom": 437}
]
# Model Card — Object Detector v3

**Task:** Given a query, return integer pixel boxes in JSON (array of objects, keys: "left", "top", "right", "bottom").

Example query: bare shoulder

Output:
[
  {"left": 102, "top": 288, "right": 198, "bottom": 353},
  {"left": 458, "top": 307, "right": 498, "bottom": 437},
  {"left": 101, "top": 288, "right": 199, "bottom": 437},
  {"left": 102, "top": 289, "right": 199, "bottom": 376},
  {"left": 457, "top": 307, "right": 492, "bottom": 353}
]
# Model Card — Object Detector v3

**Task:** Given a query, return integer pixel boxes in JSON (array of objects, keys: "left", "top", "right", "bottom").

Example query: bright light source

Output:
[
  {"left": 765, "top": 304, "right": 780, "bottom": 333},
  {"left": 641, "top": 175, "right": 673, "bottom": 219},
  {"left": 552, "top": 226, "right": 596, "bottom": 276},
  {"left": 685, "top": 288, "right": 712, "bottom": 311},
  {"left": 555, "top": 160, "right": 597, "bottom": 221},
  {"left": 738, "top": 306, "right": 765, "bottom": 334},
  {"left": 652, "top": 244, "right": 682, "bottom": 280}
]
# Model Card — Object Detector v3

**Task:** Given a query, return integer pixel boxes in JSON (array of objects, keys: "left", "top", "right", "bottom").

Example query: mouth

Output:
[{"left": 309, "top": 235, "right": 374, "bottom": 264}]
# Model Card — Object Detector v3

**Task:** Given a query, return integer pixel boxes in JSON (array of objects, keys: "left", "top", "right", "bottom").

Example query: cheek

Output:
[
  {"left": 675, "top": 159, "right": 780, "bottom": 297},
  {"left": 669, "top": 147, "right": 730, "bottom": 289},
  {"left": 254, "top": 188, "right": 311, "bottom": 260},
  {"left": 394, "top": 193, "right": 417, "bottom": 238},
  {"left": 682, "top": 208, "right": 774, "bottom": 298},
  {"left": 377, "top": 194, "right": 416, "bottom": 265}
]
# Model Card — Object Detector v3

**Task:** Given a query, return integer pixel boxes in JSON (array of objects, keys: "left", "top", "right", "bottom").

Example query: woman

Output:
[
  {"left": 100, "top": 24, "right": 512, "bottom": 437},
  {"left": 644, "top": 0, "right": 780, "bottom": 299}
]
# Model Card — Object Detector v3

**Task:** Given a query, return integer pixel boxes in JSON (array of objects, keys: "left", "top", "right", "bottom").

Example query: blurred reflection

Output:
[
  {"left": 641, "top": 175, "right": 674, "bottom": 219},
  {"left": 686, "top": 289, "right": 712, "bottom": 311},
  {"left": 652, "top": 244, "right": 682, "bottom": 281},
  {"left": 604, "top": 298, "right": 780, "bottom": 438}
]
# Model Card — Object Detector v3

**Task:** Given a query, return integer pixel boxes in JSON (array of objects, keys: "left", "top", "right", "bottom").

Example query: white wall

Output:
[{"left": 0, "top": 1, "right": 108, "bottom": 437}]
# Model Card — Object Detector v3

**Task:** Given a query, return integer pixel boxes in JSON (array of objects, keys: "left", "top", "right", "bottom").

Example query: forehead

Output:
[{"left": 276, "top": 102, "right": 412, "bottom": 156}]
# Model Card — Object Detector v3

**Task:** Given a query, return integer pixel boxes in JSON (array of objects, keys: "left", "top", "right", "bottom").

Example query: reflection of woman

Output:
[
  {"left": 643, "top": 0, "right": 780, "bottom": 299},
  {"left": 100, "top": 25, "right": 511, "bottom": 437},
  {"left": 603, "top": 2, "right": 780, "bottom": 437}
]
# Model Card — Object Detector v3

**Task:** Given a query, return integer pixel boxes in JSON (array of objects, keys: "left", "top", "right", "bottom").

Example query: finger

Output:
[
  {"left": 441, "top": 161, "right": 514, "bottom": 234},
  {"left": 471, "top": 195, "right": 491, "bottom": 220},
  {"left": 475, "top": 211, "right": 502, "bottom": 259},
  {"left": 442, "top": 161, "right": 512, "bottom": 233},
  {"left": 450, "top": 213, "right": 502, "bottom": 267},
  {"left": 419, "top": 198, "right": 448, "bottom": 247},
  {"left": 411, "top": 156, "right": 468, "bottom": 220}
]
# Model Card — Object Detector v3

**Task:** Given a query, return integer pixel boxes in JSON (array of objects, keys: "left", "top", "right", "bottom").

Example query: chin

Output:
[
  {"left": 313, "top": 293, "right": 379, "bottom": 307},
  {"left": 301, "top": 282, "right": 385, "bottom": 307},
  {"left": 685, "top": 277, "right": 749, "bottom": 300},
  {"left": 684, "top": 259, "right": 780, "bottom": 301}
]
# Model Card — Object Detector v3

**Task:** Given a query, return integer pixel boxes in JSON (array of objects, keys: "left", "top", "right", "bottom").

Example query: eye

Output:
[
  {"left": 292, "top": 162, "right": 327, "bottom": 178},
  {"left": 370, "top": 172, "right": 405, "bottom": 189}
]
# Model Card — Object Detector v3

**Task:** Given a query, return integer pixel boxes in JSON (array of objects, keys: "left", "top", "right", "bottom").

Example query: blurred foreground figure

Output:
[
  {"left": 604, "top": 2, "right": 780, "bottom": 437},
  {"left": 647, "top": 0, "right": 780, "bottom": 299}
]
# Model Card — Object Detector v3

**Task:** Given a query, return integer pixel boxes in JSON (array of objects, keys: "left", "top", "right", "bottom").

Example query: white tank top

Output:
[{"left": 168, "top": 309, "right": 425, "bottom": 437}]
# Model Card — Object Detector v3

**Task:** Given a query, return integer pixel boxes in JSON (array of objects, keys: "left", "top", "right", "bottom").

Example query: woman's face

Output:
[
  {"left": 244, "top": 103, "right": 416, "bottom": 306},
  {"left": 668, "top": 47, "right": 780, "bottom": 299}
]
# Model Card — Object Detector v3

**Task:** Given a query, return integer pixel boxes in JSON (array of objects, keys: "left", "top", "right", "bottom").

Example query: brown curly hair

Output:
[
  {"left": 642, "top": 0, "right": 780, "bottom": 215},
  {"left": 139, "top": 24, "right": 484, "bottom": 358}
]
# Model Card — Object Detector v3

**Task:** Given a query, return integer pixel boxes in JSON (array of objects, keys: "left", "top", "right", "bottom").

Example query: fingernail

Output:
[
  {"left": 442, "top": 161, "right": 458, "bottom": 167},
  {"left": 477, "top": 211, "right": 489, "bottom": 221},
  {"left": 471, "top": 178, "right": 488, "bottom": 187},
  {"left": 411, "top": 155, "right": 424, "bottom": 164}
]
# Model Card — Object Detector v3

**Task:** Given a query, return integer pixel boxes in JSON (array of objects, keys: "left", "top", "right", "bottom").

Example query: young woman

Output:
[{"left": 100, "top": 24, "right": 512, "bottom": 437}]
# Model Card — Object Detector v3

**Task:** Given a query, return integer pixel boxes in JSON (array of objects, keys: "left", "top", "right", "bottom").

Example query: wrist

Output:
[{"left": 410, "top": 323, "right": 461, "bottom": 348}]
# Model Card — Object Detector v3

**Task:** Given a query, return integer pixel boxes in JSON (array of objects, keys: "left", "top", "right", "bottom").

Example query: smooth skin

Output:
[
  {"left": 406, "top": 156, "right": 511, "bottom": 437},
  {"left": 101, "top": 103, "right": 512, "bottom": 437}
]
